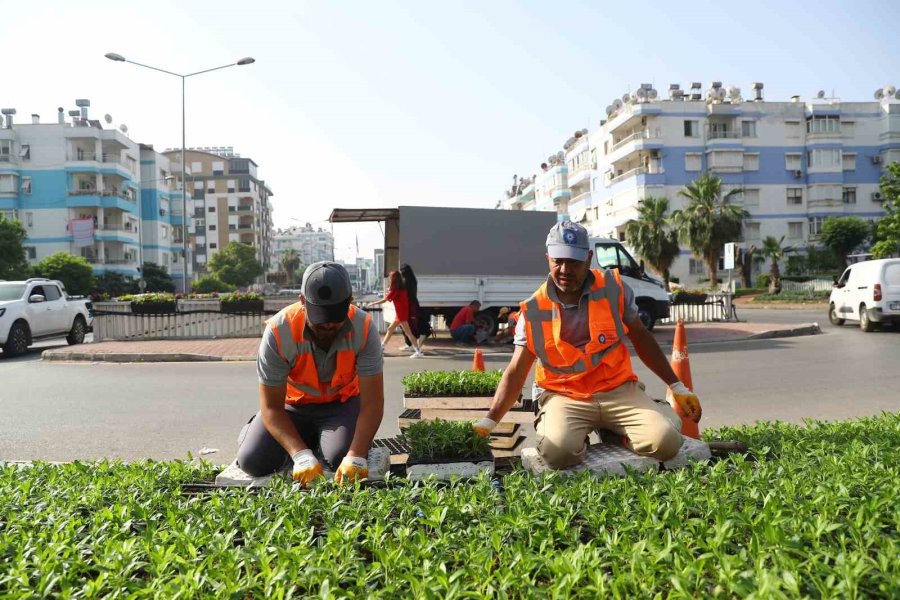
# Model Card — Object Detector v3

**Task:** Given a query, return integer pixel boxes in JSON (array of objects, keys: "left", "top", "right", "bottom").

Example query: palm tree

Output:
[
  {"left": 760, "top": 235, "right": 794, "bottom": 294},
  {"left": 625, "top": 197, "right": 680, "bottom": 291},
  {"left": 280, "top": 249, "right": 300, "bottom": 285},
  {"left": 671, "top": 173, "right": 749, "bottom": 285}
]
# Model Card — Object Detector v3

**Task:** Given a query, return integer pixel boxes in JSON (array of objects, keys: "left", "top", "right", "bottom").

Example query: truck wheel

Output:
[
  {"left": 829, "top": 303, "right": 844, "bottom": 326},
  {"left": 3, "top": 321, "right": 30, "bottom": 357},
  {"left": 474, "top": 311, "right": 498, "bottom": 339},
  {"left": 859, "top": 304, "right": 875, "bottom": 332},
  {"left": 637, "top": 304, "right": 655, "bottom": 331},
  {"left": 67, "top": 316, "right": 87, "bottom": 345}
]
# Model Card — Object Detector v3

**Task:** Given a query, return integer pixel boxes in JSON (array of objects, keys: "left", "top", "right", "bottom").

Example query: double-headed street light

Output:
[{"left": 104, "top": 52, "right": 256, "bottom": 294}]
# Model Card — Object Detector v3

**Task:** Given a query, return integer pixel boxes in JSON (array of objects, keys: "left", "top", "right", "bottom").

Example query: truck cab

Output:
[{"left": 591, "top": 238, "right": 670, "bottom": 330}]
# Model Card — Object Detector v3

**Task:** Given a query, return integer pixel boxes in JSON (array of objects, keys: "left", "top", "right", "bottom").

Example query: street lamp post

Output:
[{"left": 104, "top": 52, "right": 255, "bottom": 294}]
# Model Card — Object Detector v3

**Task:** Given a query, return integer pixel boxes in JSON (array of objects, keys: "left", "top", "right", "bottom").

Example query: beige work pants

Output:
[{"left": 534, "top": 381, "right": 683, "bottom": 469}]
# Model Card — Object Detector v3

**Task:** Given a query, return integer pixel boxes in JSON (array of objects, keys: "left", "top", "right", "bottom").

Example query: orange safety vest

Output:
[
  {"left": 521, "top": 269, "right": 636, "bottom": 399},
  {"left": 268, "top": 303, "right": 372, "bottom": 405}
]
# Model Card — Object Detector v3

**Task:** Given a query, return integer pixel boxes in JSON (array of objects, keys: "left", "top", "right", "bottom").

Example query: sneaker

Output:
[
  {"left": 403, "top": 345, "right": 415, "bottom": 353},
  {"left": 410, "top": 350, "right": 424, "bottom": 358}
]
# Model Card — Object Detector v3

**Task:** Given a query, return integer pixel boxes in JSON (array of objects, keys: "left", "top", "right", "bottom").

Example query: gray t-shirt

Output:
[
  {"left": 514, "top": 271, "right": 637, "bottom": 351},
  {"left": 257, "top": 316, "right": 383, "bottom": 387}
]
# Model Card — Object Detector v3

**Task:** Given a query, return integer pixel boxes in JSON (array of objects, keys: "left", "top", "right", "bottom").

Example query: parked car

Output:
[
  {"left": 829, "top": 258, "right": 900, "bottom": 331},
  {"left": 0, "top": 278, "right": 93, "bottom": 357}
]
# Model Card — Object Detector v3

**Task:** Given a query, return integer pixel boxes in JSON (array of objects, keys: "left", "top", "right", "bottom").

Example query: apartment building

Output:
[
  {"left": 0, "top": 101, "right": 147, "bottom": 279},
  {"left": 503, "top": 82, "right": 898, "bottom": 284},
  {"left": 164, "top": 147, "right": 274, "bottom": 280},
  {"left": 271, "top": 224, "right": 334, "bottom": 275}
]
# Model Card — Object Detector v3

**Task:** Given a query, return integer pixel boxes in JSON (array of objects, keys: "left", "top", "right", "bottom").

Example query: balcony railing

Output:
[
  {"left": 106, "top": 258, "right": 137, "bottom": 265},
  {"left": 238, "top": 224, "right": 253, "bottom": 230},
  {"left": 610, "top": 129, "right": 659, "bottom": 152},
  {"left": 98, "top": 224, "right": 138, "bottom": 233},
  {"left": 705, "top": 130, "right": 742, "bottom": 141},
  {"left": 608, "top": 166, "right": 647, "bottom": 185},
  {"left": 68, "top": 189, "right": 136, "bottom": 202}
]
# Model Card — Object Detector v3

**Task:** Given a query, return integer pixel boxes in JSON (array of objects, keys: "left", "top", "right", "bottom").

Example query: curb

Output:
[
  {"left": 745, "top": 323, "right": 822, "bottom": 340},
  {"left": 42, "top": 351, "right": 256, "bottom": 363}
]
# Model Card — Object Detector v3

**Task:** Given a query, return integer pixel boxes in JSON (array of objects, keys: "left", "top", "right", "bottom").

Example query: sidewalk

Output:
[{"left": 41, "top": 321, "right": 821, "bottom": 363}]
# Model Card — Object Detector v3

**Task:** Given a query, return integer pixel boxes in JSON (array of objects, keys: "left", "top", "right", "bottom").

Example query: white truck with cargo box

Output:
[
  {"left": 829, "top": 258, "right": 900, "bottom": 331},
  {"left": 329, "top": 206, "right": 670, "bottom": 335},
  {"left": 0, "top": 278, "right": 93, "bottom": 357}
]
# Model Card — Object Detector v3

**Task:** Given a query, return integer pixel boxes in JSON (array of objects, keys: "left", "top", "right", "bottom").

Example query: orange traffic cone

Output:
[
  {"left": 472, "top": 348, "right": 485, "bottom": 372},
  {"left": 666, "top": 319, "right": 700, "bottom": 439}
]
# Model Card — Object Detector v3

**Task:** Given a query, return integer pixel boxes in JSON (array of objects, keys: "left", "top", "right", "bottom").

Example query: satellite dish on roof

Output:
[
  {"left": 605, "top": 105, "right": 614, "bottom": 116},
  {"left": 648, "top": 88, "right": 658, "bottom": 100},
  {"left": 816, "top": 90, "right": 826, "bottom": 99},
  {"left": 622, "top": 93, "right": 630, "bottom": 103},
  {"left": 885, "top": 85, "right": 897, "bottom": 97},
  {"left": 635, "top": 87, "right": 647, "bottom": 100},
  {"left": 612, "top": 98, "right": 623, "bottom": 110},
  {"left": 581, "top": 128, "right": 588, "bottom": 135},
  {"left": 119, "top": 124, "right": 128, "bottom": 133},
  {"left": 104, "top": 114, "right": 113, "bottom": 124},
  {"left": 557, "top": 151, "right": 565, "bottom": 161},
  {"left": 874, "top": 88, "right": 885, "bottom": 100}
]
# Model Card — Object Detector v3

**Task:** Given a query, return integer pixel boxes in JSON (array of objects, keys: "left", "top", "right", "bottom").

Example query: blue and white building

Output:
[
  {"left": 503, "top": 82, "right": 899, "bottom": 285},
  {"left": 0, "top": 100, "right": 187, "bottom": 286}
]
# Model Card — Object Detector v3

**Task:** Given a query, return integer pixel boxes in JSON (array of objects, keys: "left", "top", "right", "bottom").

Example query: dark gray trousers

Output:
[{"left": 236, "top": 396, "right": 360, "bottom": 476}]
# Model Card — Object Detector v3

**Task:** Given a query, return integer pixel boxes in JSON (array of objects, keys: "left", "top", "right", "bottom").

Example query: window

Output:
[
  {"left": 25, "top": 246, "right": 36, "bottom": 259},
  {"left": 743, "top": 153, "right": 759, "bottom": 171},
  {"left": 238, "top": 178, "right": 251, "bottom": 192},
  {"left": 209, "top": 243, "right": 217, "bottom": 249},
  {"left": 743, "top": 222, "right": 760, "bottom": 241},
  {"left": 21, "top": 176, "right": 31, "bottom": 194},
  {"left": 741, "top": 188, "right": 760, "bottom": 207},
  {"left": 212, "top": 161, "right": 225, "bottom": 176},
  {"left": 788, "top": 222, "right": 804, "bottom": 239},
  {"left": 785, "top": 121, "right": 801, "bottom": 138},
  {"left": 689, "top": 258, "right": 705, "bottom": 275},
  {"left": 0, "top": 174, "right": 15, "bottom": 193},
  {"left": 20, "top": 145, "right": 30, "bottom": 160},
  {"left": 785, "top": 153, "right": 802, "bottom": 171},
  {"left": 194, "top": 218, "right": 205, "bottom": 227},
  {"left": 787, "top": 188, "right": 803, "bottom": 205},
  {"left": 43, "top": 285, "right": 61, "bottom": 301},
  {"left": 194, "top": 180, "right": 204, "bottom": 189},
  {"left": 683, "top": 120, "right": 699, "bottom": 137},
  {"left": 842, "top": 187, "right": 857, "bottom": 204},
  {"left": 25, "top": 212, "right": 33, "bottom": 228},
  {"left": 809, "top": 216, "right": 825, "bottom": 237},
  {"left": 207, "top": 206, "right": 216, "bottom": 213},
  {"left": 808, "top": 148, "right": 841, "bottom": 169},
  {"left": 229, "top": 159, "right": 250, "bottom": 174},
  {"left": 807, "top": 115, "right": 840, "bottom": 135},
  {"left": 0, "top": 141, "right": 12, "bottom": 159},
  {"left": 162, "top": 226, "right": 168, "bottom": 239},
  {"left": 685, "top": 153, "right": 702, "bottom": 171},
  {"left": 842, "top": 121, "right": 854, "bottom": 137},
  {"left": 842, "top": 153, "right": 856, "bottom": 171},
  {"left": 227, "top": 180, "right": 235, "bottom": 193},
  {"left": 191, "top": 162, "right": 202, "bottom": 174},
  {"left": 193, "top": 189, "right": 205, "bottom": 200},
  {"left": 208, "top": 224, "right": 216, "bottom": 231},
  {"left": 709, "top": 150, "right": 742, "bottom": 170},
  {"left": 741, "top": 121, "right": 757, "bottom": 137},
  {"left": 207, "top": 186, "right": 215, "bottom": 194}
]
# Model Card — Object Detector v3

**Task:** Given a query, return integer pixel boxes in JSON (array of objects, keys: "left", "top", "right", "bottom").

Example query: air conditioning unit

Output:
[
  {"left": 872, "top": 155, "right": 882, "bottom": 165},
  {"left": 872, "top": 192, "right": 883, "bottom": 202},
  {"left": 793, "top": 170, "right": 803, "bottom": 178}
]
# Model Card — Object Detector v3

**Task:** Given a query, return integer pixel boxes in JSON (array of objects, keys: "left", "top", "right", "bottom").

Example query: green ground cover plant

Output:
[
  {"left": 402, "top": 370, "right": 503, "bottom": 397},
  {"left": 752, "top": 290, "right": 830, "bottom": 303},
  {"left": 1, "top": 413, "right": 898, "bottom": 597},
  {"left": 399, "top": 419, "right": 492, "bottom": 463}
]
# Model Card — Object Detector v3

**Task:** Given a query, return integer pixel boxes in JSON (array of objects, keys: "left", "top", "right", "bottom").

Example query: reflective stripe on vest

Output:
[
  {"left": 522, "top": 269, "right": 636, "bottom": 399},
  {"left": 268, "top": 303, "right": 371, "bottom": 405}
]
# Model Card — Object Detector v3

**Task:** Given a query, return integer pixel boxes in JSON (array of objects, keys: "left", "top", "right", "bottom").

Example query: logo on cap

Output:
[
  {"left": 599, "top": 333, "right": 607, "bottom": 344},
  {"left": 563, "top": 229, "right": 577, "bottom": 244}
]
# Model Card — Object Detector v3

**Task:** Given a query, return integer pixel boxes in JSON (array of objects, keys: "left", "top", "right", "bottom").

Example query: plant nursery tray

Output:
[
  {"left": 398, "top": 410, "right": 521, "bottom": 437},
  {"left": 406, "top": 454, "right": 495, "bottom": 481}
]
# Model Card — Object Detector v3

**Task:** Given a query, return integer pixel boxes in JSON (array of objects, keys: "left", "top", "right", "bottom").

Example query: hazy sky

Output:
[{"left": 4, "top": 0, "right": 899, "bottom": 261}]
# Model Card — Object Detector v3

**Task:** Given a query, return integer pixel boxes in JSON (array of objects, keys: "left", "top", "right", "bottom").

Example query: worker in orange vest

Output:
[
  {"left": 236, "top": 261, "right": 384, "bottom": 486},
  {"left": 474, "top": 222, "right": 701, "bottom": 468},
  {"left": 493, "top": 307, "right": 520, "bottom": 344}
]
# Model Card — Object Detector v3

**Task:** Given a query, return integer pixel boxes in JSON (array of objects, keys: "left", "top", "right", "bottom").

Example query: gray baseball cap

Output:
[
  {"left": 546, "top": 221, "right": 590, "bottom": 261},
  {"left": 301, "top": 261, "right": 353, "bottom": 324}
]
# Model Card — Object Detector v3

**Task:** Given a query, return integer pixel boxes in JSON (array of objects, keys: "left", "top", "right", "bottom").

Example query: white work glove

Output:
[
  {"left": 335, "top": 455, "right": 368, "bottom": 484},
  {"left": 669, "top": 381, "right": 702, "bottom": 423},
  {"left": 291, "top": 449, "right": 324, "bottom": 486},
  {"left": 473, "top": 417, "right": 497, "bottom": 438}
]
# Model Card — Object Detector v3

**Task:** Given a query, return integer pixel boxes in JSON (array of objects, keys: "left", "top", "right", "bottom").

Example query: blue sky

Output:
[{"left": 4, "top": 0, "right": 899, "bottom": 260}]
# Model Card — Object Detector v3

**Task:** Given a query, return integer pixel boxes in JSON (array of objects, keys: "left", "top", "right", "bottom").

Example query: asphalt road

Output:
[{"left": 2, "top": 309, "right": 897, "bottom": 464}]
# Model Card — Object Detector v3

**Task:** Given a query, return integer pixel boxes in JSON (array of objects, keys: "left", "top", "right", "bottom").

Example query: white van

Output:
[{"left": 829, "top": 258, "right": 900, "bottom": 331}]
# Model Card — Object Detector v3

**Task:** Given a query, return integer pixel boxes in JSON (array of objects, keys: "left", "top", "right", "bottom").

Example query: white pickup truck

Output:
[{"left": 0, "top": 278, "right": 93, "bottom": 357}]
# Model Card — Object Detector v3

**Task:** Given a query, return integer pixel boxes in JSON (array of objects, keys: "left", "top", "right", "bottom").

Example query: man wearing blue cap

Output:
[
  {"left": 236, "top": 261, "right": 384, "bottom": 485},
  {"left": 474, "top": 221, "right": 701, "bottom": 468}
]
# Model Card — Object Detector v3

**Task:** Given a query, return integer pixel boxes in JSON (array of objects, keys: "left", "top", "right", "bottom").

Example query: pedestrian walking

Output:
[{"left": 369, "top": 270, "right": 424, "bottom": 358}]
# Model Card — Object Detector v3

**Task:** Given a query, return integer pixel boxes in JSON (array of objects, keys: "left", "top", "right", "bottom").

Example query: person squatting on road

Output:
[
  {"left": 473, "top": 221, "right": 702, "bottom": 468},
  {"left": 237, "top": 261, "right": 384, "bottom": 486}
]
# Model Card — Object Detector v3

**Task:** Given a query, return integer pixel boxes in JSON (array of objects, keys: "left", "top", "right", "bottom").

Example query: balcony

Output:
[
  {"left": 68, "top": 189, "right": 136, "bottom": 202},
  {"left": 608, "top": 166, "right": 646, "bottom": 186},
  {"left": 705, "top": 130, "right": 742, "bottom": 142},
  {"left": 238, "top": 223, "right": 253, "bottom": 230},
  {"left": 611, "top": 129, "right": 659, "bottom": 153}
]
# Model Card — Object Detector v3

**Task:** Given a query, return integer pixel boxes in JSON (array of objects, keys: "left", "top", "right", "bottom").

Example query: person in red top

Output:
[
  {"left": 450, "top": 300, "right": 481, "bottom": 343},
  {"left": 370, "top": 270, "right": 424, "bottom": 358}
]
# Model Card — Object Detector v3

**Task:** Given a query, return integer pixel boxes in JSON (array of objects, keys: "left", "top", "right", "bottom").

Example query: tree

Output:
[
  {"left": 819, "top": 216, "right": 870, "bottom": 269},
  {"left": 760, "top": 236, "right": 794, "bottom": 293},
  {"left": 193, "top": 275, "right": 236, "bottom": 293},
  {"left": 141, "top": 262, "right": 176, "bottom": 292},
  {"left": 207, "top": 242, "right": 263, "bottom": 287},
  {"left": 737, "top": 244, "right": 757, "bottom": 288},
  {"left": 0, "top": 215, "right": 30, "bottom": 281},
  {"left": 671, "top": 173, "right": 749, "bottom": 285},
  {"left": 34, "top": 253, "right": 95, "bottom": 296},
  {"left": 624, "top": 197, "right": 680, "bottom": 290},
  {"left": 872, "top": 161, "right": 900, "bottom": 258},
  {"left": 280, "top": 249, "right": 301, "bottom": 285},
  {"left": 94, "top": 272, "right": 138, "bottom": 297}
]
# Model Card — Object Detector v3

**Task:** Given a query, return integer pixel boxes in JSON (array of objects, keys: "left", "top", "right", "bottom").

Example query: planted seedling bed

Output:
[{"left": 400, "top": 419, "right": 495, "bottom": 481}]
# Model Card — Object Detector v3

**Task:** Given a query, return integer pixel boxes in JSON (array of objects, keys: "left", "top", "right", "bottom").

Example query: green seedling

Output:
[
  {"left": 402, "top": 370, "right": 503, "bottom": 397},
  {"left": 399, "top": 419, "right": 492, "bottom": 463}
]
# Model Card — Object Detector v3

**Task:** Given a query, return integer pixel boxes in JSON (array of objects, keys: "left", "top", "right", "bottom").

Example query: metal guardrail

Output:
[{"left": 780, "top": 279, "right": 833, "bottom": 293}]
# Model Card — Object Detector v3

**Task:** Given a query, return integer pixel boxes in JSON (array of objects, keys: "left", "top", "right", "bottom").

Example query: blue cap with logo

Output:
[{"left": 546, "top": 221, "right": 590, "bottom": 261}]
